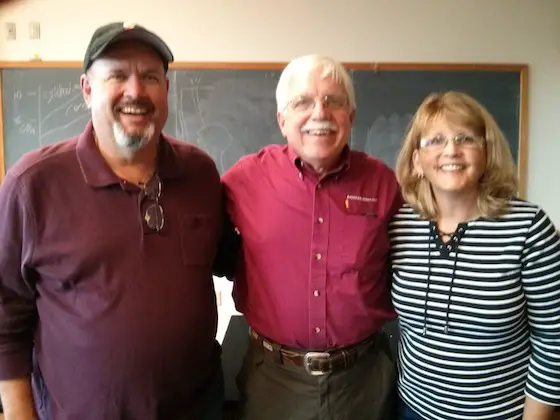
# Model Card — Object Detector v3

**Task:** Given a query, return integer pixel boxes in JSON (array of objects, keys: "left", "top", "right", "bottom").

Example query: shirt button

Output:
[
  {"left": 317, "top": 183, "right": 322, "bottom": 189},
  {"left": 315, "top": 327, "right": 321, "bottom": 334},
  {"left": 315, "top": 253, "right": 322, "bottom": 260},
  {"left": 313, "top": 290, "right": 320, "bottom": 297},
  {"left": 318, "top": 217, "right": 324, "bottom": 224},
  {"left": 298, "top": 172, "right": 303, "bottom": 180}
]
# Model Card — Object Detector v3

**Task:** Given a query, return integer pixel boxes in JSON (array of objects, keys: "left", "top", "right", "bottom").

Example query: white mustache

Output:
[{"left": 302, "top": 121, "right": 338, "bottom": 132}]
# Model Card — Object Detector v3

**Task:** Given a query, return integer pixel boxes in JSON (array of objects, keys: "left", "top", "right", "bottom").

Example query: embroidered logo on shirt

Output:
[
  {"left": 345, "top": 194, "right": 377, "bottom": 208},
  {"left": 345, "top": 194, "right": 378, "bottom": 216}
]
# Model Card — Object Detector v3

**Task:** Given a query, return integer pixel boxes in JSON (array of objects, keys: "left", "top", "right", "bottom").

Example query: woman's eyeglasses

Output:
[{"left": 419, "top": 135, "right": 486, "bottom": 150}]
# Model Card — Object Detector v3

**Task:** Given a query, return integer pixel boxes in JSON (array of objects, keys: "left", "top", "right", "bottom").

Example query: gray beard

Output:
[{"left": 112, "top": 121, "right": 155, "bottom": 159}]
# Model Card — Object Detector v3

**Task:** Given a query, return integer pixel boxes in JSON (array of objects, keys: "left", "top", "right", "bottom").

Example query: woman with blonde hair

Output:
[{"left": 389, "top": 91, "right": 560, "bottom": 420}]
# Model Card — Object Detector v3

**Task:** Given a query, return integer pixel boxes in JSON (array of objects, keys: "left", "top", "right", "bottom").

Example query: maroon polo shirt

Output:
[
  {"left": 223, "top": 144, "right": 402, "bottom": 349},
  {"left": 0, "top": 121, "right": 223, "bottom": 419}
]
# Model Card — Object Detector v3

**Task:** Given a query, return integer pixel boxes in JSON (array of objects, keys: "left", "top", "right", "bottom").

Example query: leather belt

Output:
[{"left": 249, "top": 328, "right": 378, "bottom": 376}]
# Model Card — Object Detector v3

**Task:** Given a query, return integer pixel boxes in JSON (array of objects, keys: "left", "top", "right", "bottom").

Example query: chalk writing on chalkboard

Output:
[{"left": 11, "top": 82, "right": 89, "bottom": 147}]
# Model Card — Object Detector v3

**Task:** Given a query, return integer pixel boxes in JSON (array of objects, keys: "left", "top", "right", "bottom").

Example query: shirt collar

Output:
[
  {"left": 76, "top": 120, "right": 184, "bottom": 187},
  {"left": 288, "top": 144, "right": 351, "bottom": 179}
]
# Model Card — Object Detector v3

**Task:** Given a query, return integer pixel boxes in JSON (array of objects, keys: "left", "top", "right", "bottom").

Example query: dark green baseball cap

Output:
[{"left": 83, "top": 22, "right": 174, "bottom": 72}]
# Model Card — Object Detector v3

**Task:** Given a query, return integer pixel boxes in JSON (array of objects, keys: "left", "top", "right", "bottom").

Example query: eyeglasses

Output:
[
  {"left": 287, "top": 94, "right": 348, "bottom": 112},
  {"left": 419, "top": 135, "right": 486, "bottom": 150},
  {"left": 142, "top": 174, "right": 164, "bottom": 233}
]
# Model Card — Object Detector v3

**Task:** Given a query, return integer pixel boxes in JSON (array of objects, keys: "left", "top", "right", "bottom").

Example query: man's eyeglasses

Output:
[
  {"left": 287, "top": 95, "right": 348, "bottom": 112},
  {"left": 142, "top": 174, "right": 164, "bottom": 233},
  {"left": 419, "top": 135, "right": 486, "bottom": 150}
]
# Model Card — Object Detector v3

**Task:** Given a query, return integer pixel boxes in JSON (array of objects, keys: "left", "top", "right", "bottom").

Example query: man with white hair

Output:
[
  {"left": 222, "top": 55, "right": 402, "bottom": 419},
  {"left": 0, "top": 22, "right": 226, "bottom": 420}
]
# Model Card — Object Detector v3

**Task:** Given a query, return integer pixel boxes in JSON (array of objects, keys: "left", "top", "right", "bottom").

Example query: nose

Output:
[
  {"left": 442, "top": 138, "right": 460, "bottom": 155},
  {"left": 124, "top": 74, "right": 144, "bottom": 97},
  {"left": 310, "top": 99, "right": 328, "bottom": 119}
]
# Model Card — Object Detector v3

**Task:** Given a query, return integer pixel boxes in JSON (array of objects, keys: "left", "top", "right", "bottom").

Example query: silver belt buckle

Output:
[{"left": 303, "top": 352, "right": 331, "bottom": 376}]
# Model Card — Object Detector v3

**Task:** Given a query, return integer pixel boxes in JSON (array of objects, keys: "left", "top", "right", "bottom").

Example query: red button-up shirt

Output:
[{"left": 223, "top": 145, "right": 402, "bottom": 349}]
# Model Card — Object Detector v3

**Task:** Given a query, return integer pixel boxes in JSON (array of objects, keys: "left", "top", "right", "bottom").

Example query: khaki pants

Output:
[{"left": 235, "top": 333, "right": 397, "bottom": 420}]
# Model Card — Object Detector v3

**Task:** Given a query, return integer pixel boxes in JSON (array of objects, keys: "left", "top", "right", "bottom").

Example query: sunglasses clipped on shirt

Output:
[{"left": 141, "top": 174, "right": 164, "bottom": 233}]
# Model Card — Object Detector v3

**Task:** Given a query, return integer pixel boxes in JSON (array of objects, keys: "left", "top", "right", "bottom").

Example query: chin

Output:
[
  {"left": 306, "top": 144, "right": 339, "bottom": 155},
  {"left": 124, "top": 130, "right": 148, "bottom": 138},
  {"left": 440, "top": 184, "right": 477, "bottom": 194}
]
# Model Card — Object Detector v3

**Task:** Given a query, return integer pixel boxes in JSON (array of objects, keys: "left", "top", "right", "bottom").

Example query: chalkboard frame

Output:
[{"left": 0, "top": 61, "right": 529, "bottom": 196}]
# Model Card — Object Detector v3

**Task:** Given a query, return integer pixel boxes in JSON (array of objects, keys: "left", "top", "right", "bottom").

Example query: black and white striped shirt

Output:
[{"left": 389, "top": 199, "right": 560, "bottom": 420}]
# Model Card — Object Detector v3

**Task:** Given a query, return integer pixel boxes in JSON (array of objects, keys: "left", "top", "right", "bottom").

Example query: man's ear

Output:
[
  {"left": 277, "top": 111, "right": 287, "bottom": 138},
  {"left": 80, "top": 72, "right": 92, "bottom": 109}
]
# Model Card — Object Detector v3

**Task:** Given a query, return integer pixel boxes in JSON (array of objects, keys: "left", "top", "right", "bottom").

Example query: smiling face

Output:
[
  {"left": 277, "top": 69, "right": 355, "bottom": 173},
  {"left": 80, "top": 41, "right": 169, "bottom": 159},
  {"left": 413, "top": 116, "right": 487, "bottom": 201}
]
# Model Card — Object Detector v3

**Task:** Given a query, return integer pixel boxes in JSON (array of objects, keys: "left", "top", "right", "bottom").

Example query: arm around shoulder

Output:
[
  {"left": 212, "top": 193, "right": 241, "bottom": 280},
  {"left": 212, "top": 160, "right": 251, "bottom": 280}
]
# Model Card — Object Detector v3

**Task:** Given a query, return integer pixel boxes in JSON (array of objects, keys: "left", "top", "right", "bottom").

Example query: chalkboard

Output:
[{"left": 0, "top": 63, "right": 528, "bottom": 190}]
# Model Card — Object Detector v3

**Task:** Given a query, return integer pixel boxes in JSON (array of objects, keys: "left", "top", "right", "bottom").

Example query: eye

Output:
[
  {"left": 456, "top": 135, "right": 486, "bottom": 148},
  {"left": 424, "top": 137, "right": 446, "bottom": 147},
  {"left": 455, "top": 135, "right": 474, "bottom": 145},
  {"left": 108, "top": 72, "right": 127, "bottom": 81},
  {"left": 324, "top": 95, "right": 347, "bottom": 109},
  {"left": 143, "top": 73, "right": 161, "bottom": 83},
  {"left": 290, "top": 96, "right": 313, "bottom": 111}
]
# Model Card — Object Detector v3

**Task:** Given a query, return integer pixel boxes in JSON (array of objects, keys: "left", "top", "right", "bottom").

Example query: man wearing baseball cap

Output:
[
  {"left": 83, "top": 21, "right": 174, "bottom": 72},
  {"left": 0, "top": 22, "right": 227, "bottom": 419}
]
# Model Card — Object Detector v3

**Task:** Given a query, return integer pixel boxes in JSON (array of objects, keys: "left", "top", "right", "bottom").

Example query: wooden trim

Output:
[
  {"left": 169, "top": 62, "right": 287, "bottom": 70},
  {"left": 344, "top": 62, "right": 527, "bottom": 72},
  {"left": 0, "top": 61, "right": 285, "bottom": 69},
  {"left": 517, "top": 66, "right": 529, "bottom": 199},
  {"left": 0, "top": 61, "right": 529, "bottom": 72},
  {"left": 0, "top": 61, "right": 84, "bottom": 69},
  {"left": 0, "top": 71, "right": 5, "bottom": 184}
]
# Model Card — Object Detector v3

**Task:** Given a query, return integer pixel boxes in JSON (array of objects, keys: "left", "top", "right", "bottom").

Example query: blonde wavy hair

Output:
[{"left": 395, "top": 91, "right": 519, "bottom": 220}]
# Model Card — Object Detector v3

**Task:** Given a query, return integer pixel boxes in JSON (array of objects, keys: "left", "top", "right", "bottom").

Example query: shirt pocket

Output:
[
  {"left": 338, "top": 200, "right": 386, "bottom": 270},
  {"left": 179, "top": 213, "right": 219, "bottom": 266}
]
